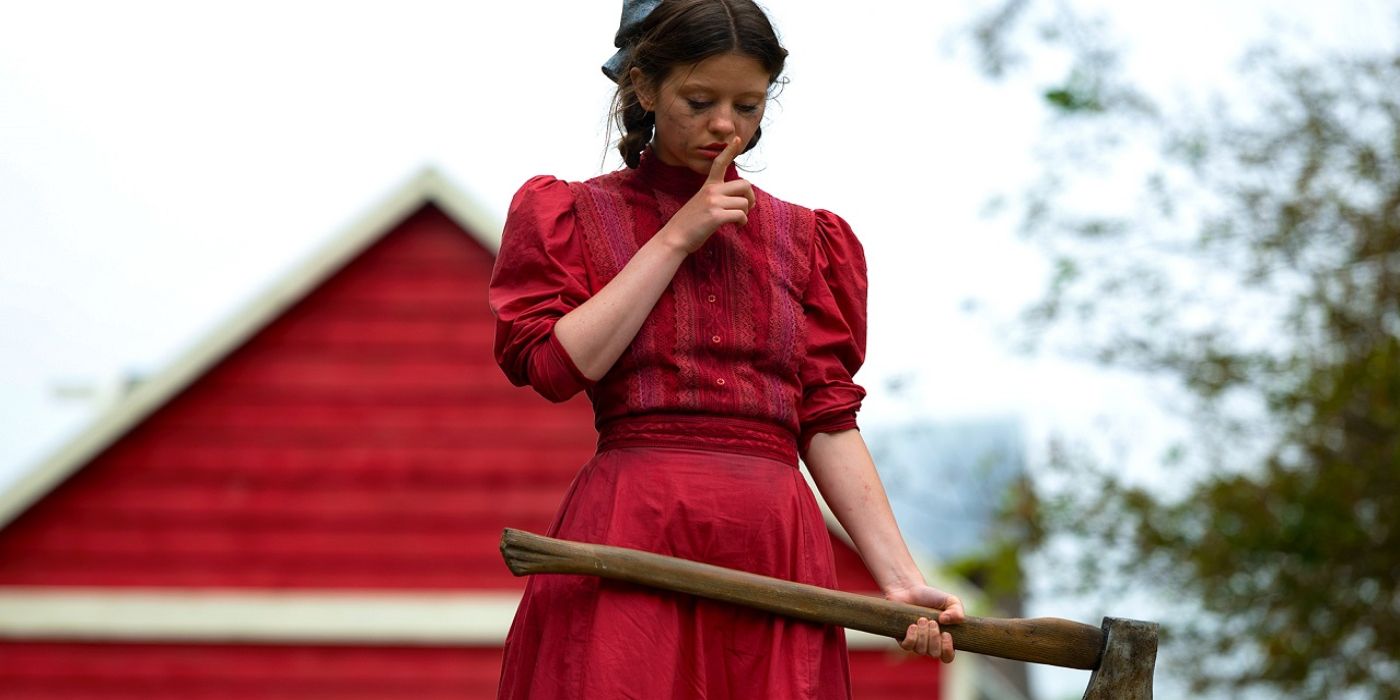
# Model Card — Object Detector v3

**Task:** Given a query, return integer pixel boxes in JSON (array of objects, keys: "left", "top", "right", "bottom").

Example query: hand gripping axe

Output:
[{"left": 500, "top": 528, "right": 1159, "bottom": 699}]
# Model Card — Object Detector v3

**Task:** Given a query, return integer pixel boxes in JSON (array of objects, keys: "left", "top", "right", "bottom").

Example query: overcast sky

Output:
[{"left": 2, "top": 2, "right": 1394, "bottom": 697}]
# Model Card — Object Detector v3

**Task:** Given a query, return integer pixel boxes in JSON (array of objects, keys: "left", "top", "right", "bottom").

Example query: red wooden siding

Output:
[
  {"left": 0, "top": 204, "right": 597, "bottom": 590},
  {"left": 0, "top": 641, "right": 504, "bottom": 699},
  {"left": 0, "top": 641, "right": 937, "bottom": 698},
  {"left": 832, "top": 534, "right": 881, "bottom": 592},
  {"left": 0, "top": 199, "right": 945, "bottom": 697}
]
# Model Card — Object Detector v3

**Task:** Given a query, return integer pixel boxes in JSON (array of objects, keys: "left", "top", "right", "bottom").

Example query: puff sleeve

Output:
[
  {"left": 798, "top": 209, "right": 869, "bottom": 456},
  {"left": 488, "top": 176, "right": 597, "bottom": 403}
]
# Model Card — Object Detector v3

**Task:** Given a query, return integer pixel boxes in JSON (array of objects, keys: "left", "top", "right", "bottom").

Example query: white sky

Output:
[{"left": 1, "top": 2, "right": 1394, "bottom": 698}]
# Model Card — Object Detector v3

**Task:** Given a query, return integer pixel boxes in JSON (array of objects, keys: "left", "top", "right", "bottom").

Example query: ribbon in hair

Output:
[{"left": 602, "top": 0, "right": 663, "bottom": 82}]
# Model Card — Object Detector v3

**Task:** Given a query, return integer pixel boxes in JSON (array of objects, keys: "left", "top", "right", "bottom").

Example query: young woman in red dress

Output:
[{"left": 489, "top": 1, "right": 964, "bottom": 697}]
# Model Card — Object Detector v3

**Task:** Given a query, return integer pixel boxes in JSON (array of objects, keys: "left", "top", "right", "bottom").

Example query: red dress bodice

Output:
[{"left": 489, "top": 150, "right": 868, "bottom": 464}]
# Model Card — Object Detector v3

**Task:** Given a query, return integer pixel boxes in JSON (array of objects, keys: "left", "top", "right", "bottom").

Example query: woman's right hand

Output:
[{"left": 660, "top": 136, "right": 755, "bottom": 254}]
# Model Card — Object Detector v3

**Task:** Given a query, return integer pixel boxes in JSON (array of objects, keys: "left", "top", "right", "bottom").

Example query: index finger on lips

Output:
[{"left": 706, "top": 135, "right": 743, "bottom": 184}]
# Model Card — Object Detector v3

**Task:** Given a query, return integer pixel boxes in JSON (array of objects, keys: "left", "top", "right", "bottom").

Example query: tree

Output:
[{"left": 963, "top": 2, "right": 1400, "bottom": 697}]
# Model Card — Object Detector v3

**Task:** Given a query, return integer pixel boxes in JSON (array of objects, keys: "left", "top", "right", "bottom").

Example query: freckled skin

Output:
[{"left": 635, "top": 53, "right": 770, "bottom": 175}]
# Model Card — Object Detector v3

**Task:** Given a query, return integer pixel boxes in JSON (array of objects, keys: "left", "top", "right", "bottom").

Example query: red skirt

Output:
[{"left": 497, "top": 443, "right": 852, "bottom": 699}]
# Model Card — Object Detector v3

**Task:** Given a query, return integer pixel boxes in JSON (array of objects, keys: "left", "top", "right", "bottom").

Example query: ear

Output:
[{"left": 630, "top": 67, "right": 656, "bottom": 111}]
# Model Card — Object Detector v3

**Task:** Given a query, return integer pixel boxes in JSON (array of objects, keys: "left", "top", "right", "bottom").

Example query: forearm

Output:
[
  {"left": 553, "top": 227, "right": 691, "bottom": 380},
  {"left": 804, "top": 429, "right": 925, "bottom": 594}
]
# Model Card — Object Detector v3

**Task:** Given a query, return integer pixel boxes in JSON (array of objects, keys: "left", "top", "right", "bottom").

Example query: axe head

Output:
[{"left": 1081, "top": 617, "right": 1159, "bottom": 700}]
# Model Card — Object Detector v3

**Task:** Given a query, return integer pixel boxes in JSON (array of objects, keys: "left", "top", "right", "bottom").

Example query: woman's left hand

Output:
[{"left": 885, "top": 584, "right": 965, "bottom": 662}]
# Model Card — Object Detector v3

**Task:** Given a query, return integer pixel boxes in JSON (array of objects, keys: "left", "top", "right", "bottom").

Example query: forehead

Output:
[{"left": 663, "top": 52, "right": 770, "bottom": 96}]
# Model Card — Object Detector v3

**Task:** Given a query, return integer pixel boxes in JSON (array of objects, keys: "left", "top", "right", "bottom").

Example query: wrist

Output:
[
  {"left": 653, "top": 222, "right": 703, "bottom": 255},
  {"left": 878, "top": 567, "right": 928, "bottom": 598}
]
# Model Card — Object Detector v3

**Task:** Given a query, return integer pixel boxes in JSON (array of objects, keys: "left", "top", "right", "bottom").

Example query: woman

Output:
[{"left": 489, "top": 1, "right": 963, "bottom": 697}]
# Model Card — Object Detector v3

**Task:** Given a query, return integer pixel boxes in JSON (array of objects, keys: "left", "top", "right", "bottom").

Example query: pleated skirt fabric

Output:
[{"left": 496, "top": 445, "right": 853, "bottom": 699}]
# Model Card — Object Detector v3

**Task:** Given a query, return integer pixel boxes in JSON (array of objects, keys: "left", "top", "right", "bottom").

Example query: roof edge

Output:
[{"left": 0, "top": 166, "right": 503, "bottom": 530}]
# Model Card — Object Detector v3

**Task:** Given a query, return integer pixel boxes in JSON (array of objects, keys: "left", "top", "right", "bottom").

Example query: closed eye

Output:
[{"left": 685, "top": 99, "right": 761, "bottom": 116}]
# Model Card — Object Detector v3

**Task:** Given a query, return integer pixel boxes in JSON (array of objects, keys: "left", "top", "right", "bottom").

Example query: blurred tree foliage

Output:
[{"left": 965, "top": 2, "right": 1399, "bottom": 697}]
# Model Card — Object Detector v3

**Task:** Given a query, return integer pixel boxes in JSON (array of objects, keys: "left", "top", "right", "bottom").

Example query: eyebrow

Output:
[{"left": 678, "top": 82, "right": 769, "bottom": 100}]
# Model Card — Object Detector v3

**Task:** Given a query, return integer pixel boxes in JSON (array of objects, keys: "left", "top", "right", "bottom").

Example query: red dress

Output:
[{"left": 489, "top": 149, "right": 868, "bottom": 699}]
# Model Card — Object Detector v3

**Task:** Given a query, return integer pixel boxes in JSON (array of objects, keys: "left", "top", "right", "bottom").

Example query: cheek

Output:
[
  {"left": 739, "top": 105, "right": 765, "bottom": 134},
  {"left": 743, "top": 112, "right": 764, "bottom": 137},
  {"left": 656, "top": 110, "right": 699, "bottom": 139}
]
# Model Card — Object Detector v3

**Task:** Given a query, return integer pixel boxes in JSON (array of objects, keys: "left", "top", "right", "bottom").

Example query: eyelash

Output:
[{"left": 686, "top": 99, "right": 761, "bottom": 115}]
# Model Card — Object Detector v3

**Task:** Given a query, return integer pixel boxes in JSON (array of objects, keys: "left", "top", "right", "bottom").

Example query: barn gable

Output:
[
  {"left": 0, "top": 168, "right": 596, "bottom": 592},
  {"left": 2, "top": 170, "right": 509, "bottom": 533}
]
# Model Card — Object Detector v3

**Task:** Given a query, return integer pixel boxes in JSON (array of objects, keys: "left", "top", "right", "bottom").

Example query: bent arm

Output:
[
  {"left": 553, "top": 139, "right": 752, "bottom": 382},
  {"left": 553, "top": 232, "right": 690, "bottom": 380}
]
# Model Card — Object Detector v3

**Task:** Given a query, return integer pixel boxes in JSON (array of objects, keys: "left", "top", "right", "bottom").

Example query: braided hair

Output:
[{"left": 610, "top": 0, "right": 788, "bottom": 168}]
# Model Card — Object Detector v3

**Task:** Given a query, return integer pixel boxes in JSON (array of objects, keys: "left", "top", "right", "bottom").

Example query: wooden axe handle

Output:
[{"left": 500, "top": 528, "right": 1105, "bottom": 670}]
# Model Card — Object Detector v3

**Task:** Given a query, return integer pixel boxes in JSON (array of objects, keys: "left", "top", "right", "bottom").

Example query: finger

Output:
[
  {"left": 926, "top": 619, "right": 942, "bottom": 658},
  {"left": 901, "top": 625, "right": 917, "bottom": 651},
  {"left": 915, "top": 619, "right": 931, "bottom": 656},
  {"left": 714, "top": 212, "right": 748, "bottom": 228},
  {"left": 706, "top": 135, "right": 743, "bottom": 184},
  {"left": 939, "top": 597, "right": 966, "bottom": 625},
  {"left": 941, "top": 632, "right": 955, "bottom": 663},
  {"left": 715, "top": 181, "right": 755, "bottom": 211},
  {"left": 718, "top": 195, "right": 752, "bottom": 213}
]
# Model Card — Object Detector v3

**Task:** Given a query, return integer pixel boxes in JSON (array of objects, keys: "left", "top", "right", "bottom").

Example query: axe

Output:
[{"left": 500, "top": 528, "right": 1158, "bottom": 699}]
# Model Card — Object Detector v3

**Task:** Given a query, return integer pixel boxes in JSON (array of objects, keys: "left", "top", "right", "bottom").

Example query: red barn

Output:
[{"left": 0, "top": 169, "right": 976, "bottom": 698}]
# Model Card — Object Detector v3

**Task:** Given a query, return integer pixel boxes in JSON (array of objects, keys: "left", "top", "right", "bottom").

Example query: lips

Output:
[{"left": 699, "top": 142, "right": 728, "bottom": 158}]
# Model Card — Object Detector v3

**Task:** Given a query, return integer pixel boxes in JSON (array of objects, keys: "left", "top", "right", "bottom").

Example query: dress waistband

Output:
[{"left": 597, "top": 415, "right": 799, "bottom": 466}]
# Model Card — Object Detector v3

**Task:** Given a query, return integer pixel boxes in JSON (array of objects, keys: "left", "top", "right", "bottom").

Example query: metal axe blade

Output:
[{"left": 1082, "top": 617, "right": 1159, "bottom": 700}]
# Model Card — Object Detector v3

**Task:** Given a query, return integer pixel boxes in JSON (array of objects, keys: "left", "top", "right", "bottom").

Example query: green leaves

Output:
[
  {"left": 966, "top": 3, "right": 1400, "bottom": 697},
  {"left": 1043, "top": 85, "right": 1102, "bottom": 114}
]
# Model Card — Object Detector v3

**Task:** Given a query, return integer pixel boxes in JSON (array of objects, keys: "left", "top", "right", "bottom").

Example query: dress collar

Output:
[{"left": 636, "top": 147, "right": 740, "bottom": 197}]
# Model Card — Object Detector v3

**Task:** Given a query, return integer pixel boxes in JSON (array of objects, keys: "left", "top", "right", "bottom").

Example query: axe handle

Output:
[{"left": 500, "top": 528, "right": 1104, "bottom": 670}]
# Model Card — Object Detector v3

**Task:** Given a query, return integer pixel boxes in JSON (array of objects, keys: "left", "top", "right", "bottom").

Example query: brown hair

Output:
[{"left": 612, "top": 0, "right": 788, "bottom": 168}]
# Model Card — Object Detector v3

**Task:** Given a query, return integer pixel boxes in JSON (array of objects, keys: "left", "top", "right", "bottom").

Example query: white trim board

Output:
[
  {"left": 0, "top": 167, "right": 502, "bottom": 531},
  {"left": 0, "top": 588, "right": 903, "bottom": 650},
  {"left": 0, "top": 588, "right": 520, "bottom": 644}
]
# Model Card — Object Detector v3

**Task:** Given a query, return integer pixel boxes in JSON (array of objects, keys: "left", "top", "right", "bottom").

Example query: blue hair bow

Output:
[{"left": 602, "top": 0, "right": 663, "bottom": 82}]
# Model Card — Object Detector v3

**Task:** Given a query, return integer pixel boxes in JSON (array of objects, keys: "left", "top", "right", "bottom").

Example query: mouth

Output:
[{"left": 698, "top": 142, "right": 728, "bottom": 158}]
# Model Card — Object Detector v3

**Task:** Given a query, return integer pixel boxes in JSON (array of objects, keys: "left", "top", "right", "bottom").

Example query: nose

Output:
[{"left": 708, "top": 104, "right": 736, "bottom": 137}]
